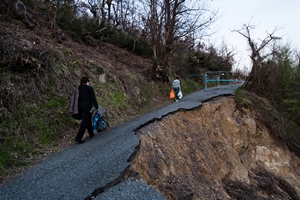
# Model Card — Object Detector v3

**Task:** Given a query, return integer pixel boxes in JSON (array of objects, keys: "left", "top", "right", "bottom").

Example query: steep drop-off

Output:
[{"left": 129, "top": 96, "right": 300, "bottom": 200}]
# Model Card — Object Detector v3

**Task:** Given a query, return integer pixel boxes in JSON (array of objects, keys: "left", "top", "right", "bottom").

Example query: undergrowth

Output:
[
  {"left": 0, "top": 14, "right": 205, "bottom": 183},
  {"left": 0, "top": 56, "right": 203, "bottom": 183},
  {"left": 235, "top": 89, "right": 300, "bottom": 157}
]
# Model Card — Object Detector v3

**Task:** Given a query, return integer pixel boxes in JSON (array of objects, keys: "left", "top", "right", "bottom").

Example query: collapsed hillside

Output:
[{"left": 129, "top": 96, "right": 300, "bottom": 200}]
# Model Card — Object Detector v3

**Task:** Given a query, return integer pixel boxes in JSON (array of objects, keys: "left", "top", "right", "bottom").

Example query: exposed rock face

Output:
[{"left": 130, "top": 96, "right": 300, "bottom": 200}]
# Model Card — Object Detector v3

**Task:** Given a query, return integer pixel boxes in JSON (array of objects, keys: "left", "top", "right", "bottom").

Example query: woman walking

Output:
[{"left": 75, "top": 77, "right": 99, "bottom": 143}]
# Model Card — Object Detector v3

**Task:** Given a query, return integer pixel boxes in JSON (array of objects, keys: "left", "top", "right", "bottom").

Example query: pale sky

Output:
[{"left": 208, "top": 0, "right": 299, "bottom": 73}]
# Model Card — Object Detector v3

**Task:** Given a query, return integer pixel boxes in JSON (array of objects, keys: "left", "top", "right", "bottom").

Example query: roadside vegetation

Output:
[
  {"left": 235, "top": 42, "right": 300, "bottom": 156},
  {"left": 1, "top": 0, "right": 300, "bottom": 185}
]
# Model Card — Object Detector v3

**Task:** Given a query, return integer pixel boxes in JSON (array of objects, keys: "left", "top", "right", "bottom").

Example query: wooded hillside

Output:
[{"left": 1, "top": 0, "right": 300, "bottom": 186}]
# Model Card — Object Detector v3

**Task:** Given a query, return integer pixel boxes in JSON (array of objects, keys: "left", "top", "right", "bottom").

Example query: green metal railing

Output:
[{"left": 188, "top": 71, "right": 243, "bottom": 90}]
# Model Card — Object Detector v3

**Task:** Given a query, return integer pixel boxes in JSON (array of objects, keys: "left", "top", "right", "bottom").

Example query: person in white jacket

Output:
[{"left": 172, "top": 77, "right": 181, "bottom": 101}]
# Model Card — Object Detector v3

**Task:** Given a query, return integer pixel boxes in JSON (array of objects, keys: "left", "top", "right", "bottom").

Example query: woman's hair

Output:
[{"left": 80, "top": 76, "right": 89, "bottom": 85}]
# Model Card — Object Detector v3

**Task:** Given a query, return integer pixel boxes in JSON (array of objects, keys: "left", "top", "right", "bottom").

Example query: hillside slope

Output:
[
  {"left": 0, "top": 16, "right": 187, "bottom": 183},
  {"left": 1, "top": 14, "right": 300, "bottom": 200}
]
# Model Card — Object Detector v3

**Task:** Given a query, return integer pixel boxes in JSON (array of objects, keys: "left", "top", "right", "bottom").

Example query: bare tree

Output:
[
  {"left": 83, "top": 0, "right": 129, "bottom": 27},
  {"left": 85, "top": 0, "right": 98, "bottom": 18},
  {"left": 145, "top": 0, "right": 163, "bottom": 59},
  {"left": 106, "top": 0, "right": 112, "bottom": 25},
  {"left": 233, "top": 23, "right": 281, "bottom": 88},
  {"left": 97, "top": 0, "right": 105, "bottom": 25},
  {"left": 141, "top": 0, "right": 217, "bottom": 79},
  {"left": 50, "top": 0, "right": 59, "bottom": 30},
  {"left": 219, "top": 40, "right": 236, "bottom": 71},
  {"left": 112, "top": 0, "right": 122, "bottom": 26}
]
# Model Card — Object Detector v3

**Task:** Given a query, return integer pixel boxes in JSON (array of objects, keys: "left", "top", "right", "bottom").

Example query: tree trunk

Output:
[{"left": 50, "top": 0, "right": 59, "bottom": 30}]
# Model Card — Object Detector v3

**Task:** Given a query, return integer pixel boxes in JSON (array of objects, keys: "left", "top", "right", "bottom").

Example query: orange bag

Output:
[{"left": 170, "top": 89, "right": 175, "bottom": 99}]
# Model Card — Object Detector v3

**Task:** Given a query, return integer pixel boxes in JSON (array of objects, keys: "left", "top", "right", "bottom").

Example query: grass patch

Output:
[
  {"left": 0, "top": 135, "right": 32, "bottom": 172},
  {"left": 90, "top": 62, "right": 105, "bottom": 74},
  {"left": 0, "top": 146, "right": 14, "bottom": 171},
  {"left": 93, "top": 81, "right": 130, "bottom": 125},
  {"left": 140, "top": 84, "right": 164, "bottom": 106},
  {"left": 181, "top": 78, "right": 203, "bottom": 94},
  {"left": 234, "top": 87, "right": 250, "bottom": 105},
  {"left": 0, "top": 96, "right": 73, "bottom": 172},
  {"left": 98, "top": 82, "right": 128, "bottom": 110}
]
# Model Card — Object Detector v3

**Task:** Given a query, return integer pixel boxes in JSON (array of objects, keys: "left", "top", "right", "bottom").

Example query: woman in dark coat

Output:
[{"left": 75, "top": 77, "right": 99, "bottom": 143}]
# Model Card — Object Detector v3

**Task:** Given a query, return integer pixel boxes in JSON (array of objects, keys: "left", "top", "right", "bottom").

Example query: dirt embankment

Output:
[{"left": 129, "top": 96, "right": 300, "bottom": 200}]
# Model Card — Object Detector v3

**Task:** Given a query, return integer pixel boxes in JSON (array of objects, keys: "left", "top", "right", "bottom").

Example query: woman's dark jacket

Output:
[{"left": 78, "top": 85, "right": 98, "bottom": 112}]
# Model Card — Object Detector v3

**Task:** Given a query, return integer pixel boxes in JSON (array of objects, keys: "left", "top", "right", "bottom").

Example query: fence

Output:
[{"left": 188, "top": 71, "right": 243, "bottom": 90}]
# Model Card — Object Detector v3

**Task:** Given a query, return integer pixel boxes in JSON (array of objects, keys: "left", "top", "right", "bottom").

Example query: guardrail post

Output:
[{"left": 204, "top": 73, "right": 208, "bottom": 90}]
